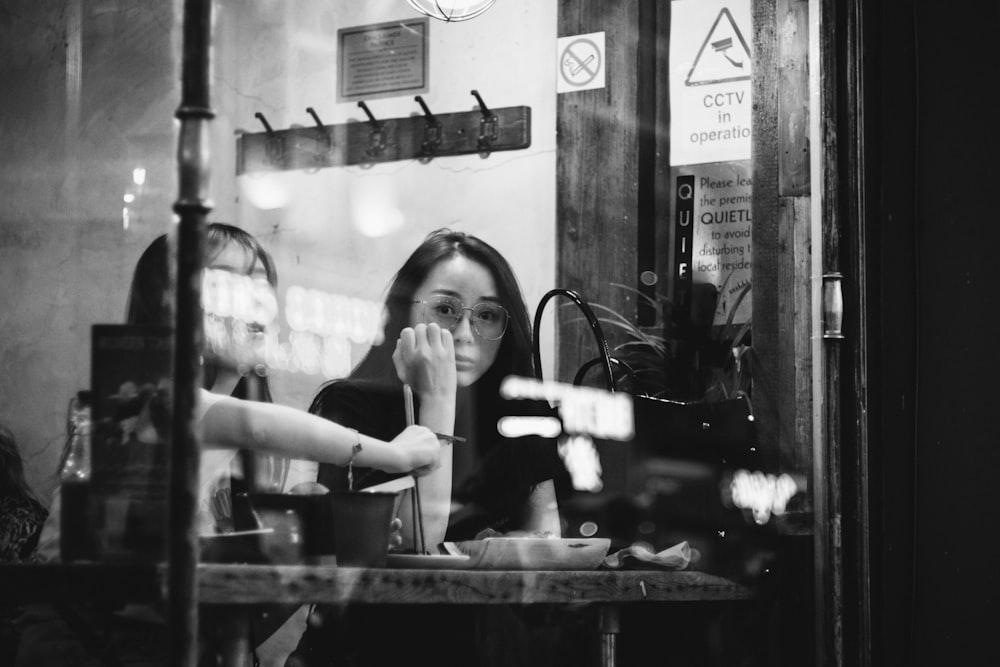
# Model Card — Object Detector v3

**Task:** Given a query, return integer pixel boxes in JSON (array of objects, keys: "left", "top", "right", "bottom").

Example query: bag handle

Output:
[
  {"left": 531, "top": 288, "right": 616, "bottom": 392},
  {"left": 573, "top": 356, "right": 639, "bottom": 389}
]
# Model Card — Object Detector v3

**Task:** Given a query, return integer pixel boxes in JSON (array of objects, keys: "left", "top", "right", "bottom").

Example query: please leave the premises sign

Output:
[{"left": 338, "top": 18, "right": 429, "bottom": 101}]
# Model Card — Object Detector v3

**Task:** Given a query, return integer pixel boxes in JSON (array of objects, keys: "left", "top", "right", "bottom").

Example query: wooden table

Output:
[{"left": 1, "top": 563, "right": 756, "bottom": 666}]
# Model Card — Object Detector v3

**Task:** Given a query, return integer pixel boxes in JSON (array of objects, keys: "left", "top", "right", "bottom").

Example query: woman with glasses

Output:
[{"left": 292, "top": 228, "right": 567, "bottom": 667}]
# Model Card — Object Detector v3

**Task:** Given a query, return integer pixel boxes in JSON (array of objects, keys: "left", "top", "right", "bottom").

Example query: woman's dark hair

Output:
[
  {"left": 126, "top": 222, "right": 277, "bottom": 327},
  {"left": 310, "top": 229, "right": 555, "bottom": 524},
  {"left": 349, "top": 228, "right": 534, "bottom": 390},
  {"left": 0, "top": 425, "right": 38, "bottom": 503},
  {"left": 124, "top": 222, "right": 278, "bottom": 400},
  {"left": 308, "top": 229, "right": 559, "bottom": 527},
  {"left": 124, "top": 223, "right": 287, "bottom": 491}
]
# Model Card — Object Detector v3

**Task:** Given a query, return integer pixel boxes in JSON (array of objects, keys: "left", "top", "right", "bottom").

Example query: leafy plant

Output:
[{"left": 567, "top": 278, "right": 753, "bottom": 403}]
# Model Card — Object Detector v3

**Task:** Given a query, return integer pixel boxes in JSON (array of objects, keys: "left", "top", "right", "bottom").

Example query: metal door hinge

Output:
[{"left": 822, "top": 273, "right": 845, "bottom": 340}]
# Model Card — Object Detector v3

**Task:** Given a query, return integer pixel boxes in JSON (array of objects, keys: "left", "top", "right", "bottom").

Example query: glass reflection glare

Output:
[
  {"left": 201, "top": 268, "right": 382, "bottom": 378},
  {"left": 496, "top": 415, "right": 562, "bottom": 438},
  {"left": 558, "top": 434, "right": 603, "bottom": 493},
  {"left": 239, "top": 173, "right": 292, "bottom": 210},
  {"left": 500, "top": 376, "right": 635, "bottom": 441},
  {"left": 726, "top": 470, "right": 799, "bottom": 525}
]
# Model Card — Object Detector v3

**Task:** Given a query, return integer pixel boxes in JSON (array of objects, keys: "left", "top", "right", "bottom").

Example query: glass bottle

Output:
[{"left": 60, "top": 390, "right": 95, "bottom": 561}]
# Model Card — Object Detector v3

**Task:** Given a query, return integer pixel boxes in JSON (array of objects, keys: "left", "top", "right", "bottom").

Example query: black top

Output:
[{"left": 310, "top": 378, "right": 565, "bottom": 541}]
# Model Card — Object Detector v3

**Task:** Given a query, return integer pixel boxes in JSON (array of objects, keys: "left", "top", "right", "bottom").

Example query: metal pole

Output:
[
  {"left": 597, "top": 604, "right": 621, "bottom": 667},
  {"left": 169, "top": 0, "right": 214, "bottom": 665}
]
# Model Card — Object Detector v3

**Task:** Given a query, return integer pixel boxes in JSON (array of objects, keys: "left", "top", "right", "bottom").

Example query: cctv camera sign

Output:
[{"left": 669, "top": 0, "right": 752, "bottom": 166}]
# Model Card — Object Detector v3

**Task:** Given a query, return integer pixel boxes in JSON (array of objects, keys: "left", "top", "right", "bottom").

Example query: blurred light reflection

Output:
[
  {"left": 558, "top": 434, "right": 603, "bottom": 493},
  {"left": 350, "top": 181, "right": 404, "bottom": 238},
  {"left": 239, "top": 173, "right": 292, "bottom": 210},
  {"left": 202, "top": 268, "right": 381, "bottom": 378},
  {"left": 496, "top": 415, "right": 562, "bottom": 438},
  {"left": 725, "top": 470, "right": 799, "bottom": 525}
]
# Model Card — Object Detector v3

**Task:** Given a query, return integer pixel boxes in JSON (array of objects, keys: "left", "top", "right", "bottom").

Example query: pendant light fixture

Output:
[{"left": 406, "top": 0, "right": 496, "bottom": 22}]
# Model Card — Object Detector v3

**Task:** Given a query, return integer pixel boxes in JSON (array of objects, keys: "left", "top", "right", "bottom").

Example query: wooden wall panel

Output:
[
  {"left": 557, "top": 0, "right": 816, "bottom": 485},
  {"left": 789, "top": 195, "right": 814, "bottom": 475},
  {"left": 753, "top": 0, "right": 814, "bottom": 483},
  {"left": 653, "top": 6, "right": 673, "bottom": 322},
  {"left": 556, "top": 0, "right": 641, "bottom": 382},
  {"left": 779, "top": 1, "right": 811, "bottom": 196},
  {"left": 751, "top": 0, "right": 782, "bottom": 465},
  {"left": 782, "top": 0, "right": 814, "bottom": 480}
]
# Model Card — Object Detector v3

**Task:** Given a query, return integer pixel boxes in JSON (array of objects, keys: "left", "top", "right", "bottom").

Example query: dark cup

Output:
[
  {"left": 330, "top": 491, "right": 398, "bottom": 568},
  {"left": 243, "top": 492, "right": 334, "bottom": 560}
]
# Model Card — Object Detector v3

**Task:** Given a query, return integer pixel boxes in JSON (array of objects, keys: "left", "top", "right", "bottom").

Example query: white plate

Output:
[
  {"left": 449, "top": 537, "right": 611, "bottom": 570},
  {"left": 385, "top": 553, "right": 473, "bottom": 570}
]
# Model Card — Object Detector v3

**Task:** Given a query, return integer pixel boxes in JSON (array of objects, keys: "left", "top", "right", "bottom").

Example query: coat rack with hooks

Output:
[{"left": 236, "top": 90, "right": 531, "bottom": 175}]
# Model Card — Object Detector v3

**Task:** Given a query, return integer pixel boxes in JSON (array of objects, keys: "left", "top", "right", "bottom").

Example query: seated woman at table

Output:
[
  {"left": 123, "top": 223, "right": 442, "bottom": 536},
  {"left": 15, "top": 223, "right": 443, "bottom": 667},
  {"left": 288, "top": 228, "right": 569, "bottom": 667}
]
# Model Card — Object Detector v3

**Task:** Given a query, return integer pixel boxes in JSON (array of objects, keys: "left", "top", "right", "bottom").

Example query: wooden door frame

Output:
[{"left": 555, "top": 1, "right": 876, "bottom": 665}]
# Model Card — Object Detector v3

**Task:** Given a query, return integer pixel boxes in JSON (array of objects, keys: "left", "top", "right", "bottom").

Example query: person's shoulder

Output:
[
  {"left": 310, "top": 378, "right": 400, "bottom": 412},
  {"left": 198, "top": 387, "right": 227, "bottom": 406},
  {"left": 195, "top": 387, "right": 231, "bottom": 419}
]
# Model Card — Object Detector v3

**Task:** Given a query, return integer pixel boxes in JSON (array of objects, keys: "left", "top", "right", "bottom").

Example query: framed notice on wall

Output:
[{"left": 338, "top": 18, "right": 429, "bottom": 101}]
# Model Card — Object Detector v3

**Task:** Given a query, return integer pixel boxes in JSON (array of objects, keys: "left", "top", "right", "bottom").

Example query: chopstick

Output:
[
  {"left": 403, "top": 384, "right": 426, "bottom": 555},
  {"left": 403, "top": 383, "right": 464, "bottom": 444},
  {"left": 361, "top": 475, "right": 416, "bottom": 494},
  {"left": 403, "top": 383, "right": 415, "bottom": 426}
]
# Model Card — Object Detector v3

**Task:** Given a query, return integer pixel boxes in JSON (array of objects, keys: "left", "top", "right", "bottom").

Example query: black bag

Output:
[
  {"left": 530, "top": 288, "right": 760, "bottom": 474},
  {"left": 531, "top": 290, "right": 784, "bottom": 580}
]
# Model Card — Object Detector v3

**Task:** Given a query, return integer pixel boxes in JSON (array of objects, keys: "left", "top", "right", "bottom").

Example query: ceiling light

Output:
[{"left": 407, "top": 0, "right": 496, "bottom": 22}]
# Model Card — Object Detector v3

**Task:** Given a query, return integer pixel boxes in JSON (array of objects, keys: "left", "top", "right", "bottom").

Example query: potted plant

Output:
[{"left": 568, "top": 278, "right": 753, "bottom": 405}]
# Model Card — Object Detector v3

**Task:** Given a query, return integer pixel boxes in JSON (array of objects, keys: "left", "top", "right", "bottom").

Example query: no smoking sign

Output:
[{"left": 557, "top": 32, "right": 606, "bottom": 94}]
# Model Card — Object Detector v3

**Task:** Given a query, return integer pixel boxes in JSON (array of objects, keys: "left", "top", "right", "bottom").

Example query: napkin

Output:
[{"left": 601, "top": 540, "right": 693, "bottom": 570}]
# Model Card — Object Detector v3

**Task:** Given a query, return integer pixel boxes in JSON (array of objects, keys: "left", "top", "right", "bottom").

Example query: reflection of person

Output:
[
  {"left": 123, "top": 224, "right": 443, "bottom": 536},
  {"left": 0, "top": 425, "right": 48, "bottom": 663},
  {"left": 290, "top": 228, "right": 567, "bottom": 667},
  {"left": 15, "top": 224, "right": 443, "bottom": 667}
]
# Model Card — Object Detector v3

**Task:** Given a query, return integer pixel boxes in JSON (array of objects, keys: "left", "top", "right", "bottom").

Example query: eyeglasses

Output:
[{"left": 413, "top": 295, "right": 509, "bottom": 341}]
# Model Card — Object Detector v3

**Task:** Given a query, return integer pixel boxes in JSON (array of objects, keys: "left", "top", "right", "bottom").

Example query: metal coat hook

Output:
[
  {"left": 470, "top": 90, "right": 498, "bottom": 151},
  {"left": 255, "top": 112, "right": 275, "bottom": 135},
  {"left": 305, "top": 107, "right": 331, "bottom": 154},
  {"left": 357, "top": 101, "right": 386, "bottom": 156},
  {"left": 305, "top": 107, "right": 325, "bottom": 129},
  {"left": 237, "top": 99, "right": 532, "bottom": 173},
  {"left": 255, "top": 112, "right": 283, "bottom": 164},
  {"left": 470, "top": 90, "right": 492, "bottom": 117},
  {"left": 414, "top": 95, "right": 441, "bottom": 155}
]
